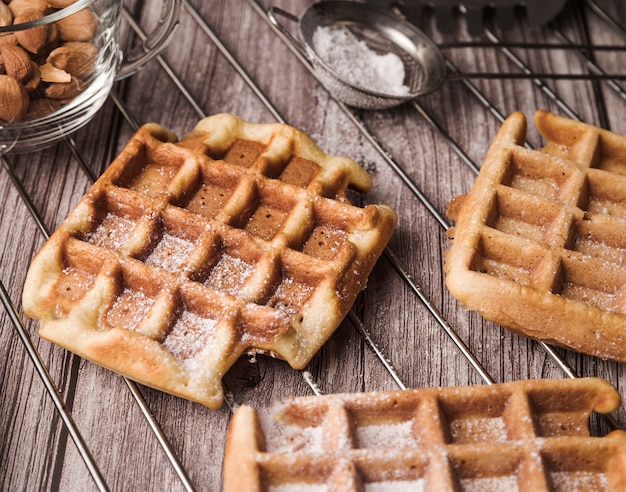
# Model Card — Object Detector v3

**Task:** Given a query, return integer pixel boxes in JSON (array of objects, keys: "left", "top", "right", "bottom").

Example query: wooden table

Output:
[{"left": 2, "top": 0, "right": 625, "bottom": 490}]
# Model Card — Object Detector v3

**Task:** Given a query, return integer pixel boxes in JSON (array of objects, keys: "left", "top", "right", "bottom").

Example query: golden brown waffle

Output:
[
  {"left": 445, "top": 110, "right": 626, "bottom": 362},
  {"left": 21, "top": 113, "right": 397, "bottom": 409},
  {"left": 224, "top": 378, "right": 626, "bottom": 491}
]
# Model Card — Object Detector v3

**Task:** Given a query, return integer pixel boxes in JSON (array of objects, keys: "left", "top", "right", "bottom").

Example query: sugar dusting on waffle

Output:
[
  {"left": 224, "top": 378, "right": 626, "bottom": 491},
  {"left": 445, "top": 110, "right": 626, "bottom": 362},
  {"left": 22, "top": 114, "right": 396, "bottom": 408}
]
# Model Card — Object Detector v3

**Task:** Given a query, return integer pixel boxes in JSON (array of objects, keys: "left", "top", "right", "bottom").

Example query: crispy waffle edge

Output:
[
  {"left": 444, "top": 110, "right": 626, "bottom": 363},
  {"left": 21, "top": 114, "right": 397, "bottom": 409},
  {"left": 223, "top": 377, "right": 626, "bottom": 491}
]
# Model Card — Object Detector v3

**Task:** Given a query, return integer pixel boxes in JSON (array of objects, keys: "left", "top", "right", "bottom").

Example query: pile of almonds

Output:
[{"left": 0, "top": 0, "right": 98, "bottom": 123}]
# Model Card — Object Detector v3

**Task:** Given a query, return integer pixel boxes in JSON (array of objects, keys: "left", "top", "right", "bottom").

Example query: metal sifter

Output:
[
  {"left": 269, "top": 1, "right": 447, "bottom": 110},
  {"left": 268, "top": 1, "right": 625, "bottom": 111}
]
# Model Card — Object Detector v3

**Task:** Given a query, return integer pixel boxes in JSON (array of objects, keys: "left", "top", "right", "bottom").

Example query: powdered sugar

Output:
[
  {"left": 459, "top": 476, "right": 519, "bottom": 492},
  {"left": 206, "top": 253, "right": 254, "bottom": 295},
  {"left": 312, "top": 25, "right": 410, "bottom": 96},
  {"left": 261, "top": 413, "right": 324, "bottom": 454},
  {"left": 105, "top": 288, "right": 154, "bottom": 330},
  {"left": 86, "top": 212, "right": 135, "bottom": 250},
  {"left": 163, "top": 310, "right": 217, "bottom": 362},
  {"left": 449, "top": 416, "right": 508, "bottom": 443},
  {"left": 356, "top": 420, "right": 416, "bottom": 449},
  {"left": 550, "top": 470, "right": 609, "bottom": 491},
  {"left": 365, "top": 480, "right": 425, "bottom": 492},
  {"left": 146, "top": 233, "right": 195, "bottom": 273},
  {"left": 271, "top": 276, "right": 315, "bottom": 315},
  {"left": 269, "top": 484, "right": 328, "bottom": 492}
]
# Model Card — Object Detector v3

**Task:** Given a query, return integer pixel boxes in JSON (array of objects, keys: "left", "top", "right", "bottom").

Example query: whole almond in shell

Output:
[
  {"left": 14, "top": 10, "right": 48, "bottom": 54},
  {"left": 56, "top": 9, "right": 97, "bottom": 42},
  {"left": 47, "top": 42, "right": 98, "bottom": 79},
  {"left": 0, "top": 32, "right": 18, "bottom": 47},
  {"left": 23, "top": 59, "right": 40, "bottom": 91},
  {"left": 0, "top": 2, "right": 13, "bottom": 26},
  {"left": 7, "top": 0, "right": 47, "bottom": 19},
  {"left": 0, "top": 43, "right": 33, "bottom": 83},
  {"left": 23, "top": 96, "right": 63, "bottom": 120},
  {"left": 47, "top": 0, "right": 78, "bottom": 7},
  {"left": 0, "top": 74, "right": 29, "bottom": 122},
  {"left": 45, "top": 75, "right": 84, "bottom": 99}
]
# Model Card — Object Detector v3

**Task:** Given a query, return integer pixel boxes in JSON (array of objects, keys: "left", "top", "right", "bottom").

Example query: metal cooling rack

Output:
[{"left": 2, "top": 0, "right": 626, "bottom": 490}]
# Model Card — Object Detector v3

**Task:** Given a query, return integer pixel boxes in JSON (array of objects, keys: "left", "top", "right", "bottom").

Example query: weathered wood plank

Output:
[{"left": 1, "top": 0, "right": 625, "bottom": 490}]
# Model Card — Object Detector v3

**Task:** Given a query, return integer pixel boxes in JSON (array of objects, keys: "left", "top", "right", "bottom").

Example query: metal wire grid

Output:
[{"left": 1, "top": 0, "right": 625, "bottom": 489}]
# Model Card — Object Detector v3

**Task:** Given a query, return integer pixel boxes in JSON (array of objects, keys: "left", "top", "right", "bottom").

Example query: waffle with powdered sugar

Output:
[
  {"left": 224, "top": 377, "right": 626, "bottom": 491},
  {"left": 446, "top": 110, "right": 626, "bottom": 362},
  {"left": 22, "top": 113, "right": 396, "bottom": 409}
]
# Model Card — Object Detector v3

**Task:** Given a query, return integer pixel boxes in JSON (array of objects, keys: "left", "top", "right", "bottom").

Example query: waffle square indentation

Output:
[
  {"left": 526, "top": 386, "right": 592, "bottom": 437},
  {"left": 279, "top": 156, "right": 321, "bottom": 188},
  {"left": 553, "top": 255, "right": 626, "bottom": 313},
  {"left": 593, "top": 134, "right": 626, "bottom": 176},
  {"left": 86, "top": 212, "right": 137, "bottom": 250},
  {"left": 266, "top": 272, "right": 316, "bottom": 316},
  {"left": 204, "top": 249, "right": 255, "bottom": 295},
  {"left": 580, "top": 170, "right": 626, "bottom": 219},
  {"left": 101, "top": 263, "right": 166, "bottom": 337},
  {"left": 182, "top": 164, "right": 243, "bottom": 219},
  {"left": 543, "top": 445, "right": 613, "bottom": 492},
  {"left": 241, "top": 182, "right": 300, "bottom": 241},
  {"left": 567, "top": 217, "right": 626, "bottom": 266},
  {"left": 54, "top": 243, "right": 102, "bottom": 307},
  {"left": 140, "top": 208, "right": 206, "bottom": 274},
  {"left": 116, "top": 142, "right": 187, "bottom": 197},
  {"left": 487, "top": 186, "right": 565, "bottom": 244},
  {"left": 145, "top": 232, "right": 195, "bottom": 273},
  {"left": 79, "top": 190, "right": 148, "bottom": 250},
  {"left": 300, "top": 199, "right": 352, "bottom": 260},
  {"left": 501, "top": 150, "right": 576, "bottom": 203},
  {"left": 223, "top": 139, "right": 265, "bottom": 168},
  {"left": 448, "top": 448, "right": 522, "bottom": 492},
  {"left": 438, "top": 391, "right": 512, "bottom": 444},
  {"left": 470, "top": 232, "right": 549, "bottom": 288}
]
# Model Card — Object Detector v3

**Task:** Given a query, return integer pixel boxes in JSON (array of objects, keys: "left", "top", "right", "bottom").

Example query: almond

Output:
[
  {"left": 47, "top": 0, "right": 77, "bottom": 7},
  {"left": 45, "top": 75, "right": 84, "bottom": 99},
  {"left": 0, "top": 2, "right": 13, "bottom": 26},
  {"left": 0, "top": 74, "right": 29, "bottom": 122},
  {"left": 40, "top": 61, "right": 71, "bottom": 83},
  {"left": 14, "top": 10, "right": 48, "bottom": 54},
  {"left": 23, "top": 59, "right": 40, "bottom": 90},
  {"left": 23, "top": 96, "right": 62, "bottom": 120},
  {"left": 46, "top": 21, "right": 58, "bottom": 44},
  {"left": 47, "top": 41, "right": 97, "bottom": 78},
  {"left": 7, "top": 0, "right": 47, "bottom": 18},
  {"left": 56, "top": 8, "right": 97, "bottom": 42},
  {"left": 0, "top": 32, "right": 18, "bottom": 46},
  {"left": 0, "top": 43, "right": 33, "bottom": 83}
]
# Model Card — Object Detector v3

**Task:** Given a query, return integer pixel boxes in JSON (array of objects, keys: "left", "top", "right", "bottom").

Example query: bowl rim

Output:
[{"left": 0, "top": 0, "right": 96, "bottom": 34}]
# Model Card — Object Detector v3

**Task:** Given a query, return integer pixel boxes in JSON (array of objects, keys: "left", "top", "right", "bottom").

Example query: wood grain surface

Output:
[{"left": 1, "top": 0, "right": 625, "bottom": 490}]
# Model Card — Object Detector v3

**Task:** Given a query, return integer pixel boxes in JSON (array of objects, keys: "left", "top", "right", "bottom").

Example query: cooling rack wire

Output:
[{"left": 1, "top": 0, "right": 626, "bottom": 490}]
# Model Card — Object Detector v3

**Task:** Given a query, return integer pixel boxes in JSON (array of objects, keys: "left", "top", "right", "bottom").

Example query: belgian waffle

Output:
[
  {"left": 224, "top": 378, "right": 626, "bottom": 491},
  {"left": 21, "top": 113, "right": 397, "bottom": 409},
  {"left": 445, "top": 110, "right": 626, "bottom": 362}
]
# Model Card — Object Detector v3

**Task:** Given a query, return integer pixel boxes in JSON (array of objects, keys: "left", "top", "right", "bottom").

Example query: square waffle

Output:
[
  {"left": 224, "top": 378, "right": 626, "bottom": 491},
  {"left": 445, "top": 110, "right": 626, "bottom": 362},
  {"left": 21, "top": 113, "right": 397, "bottom": 409}
]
